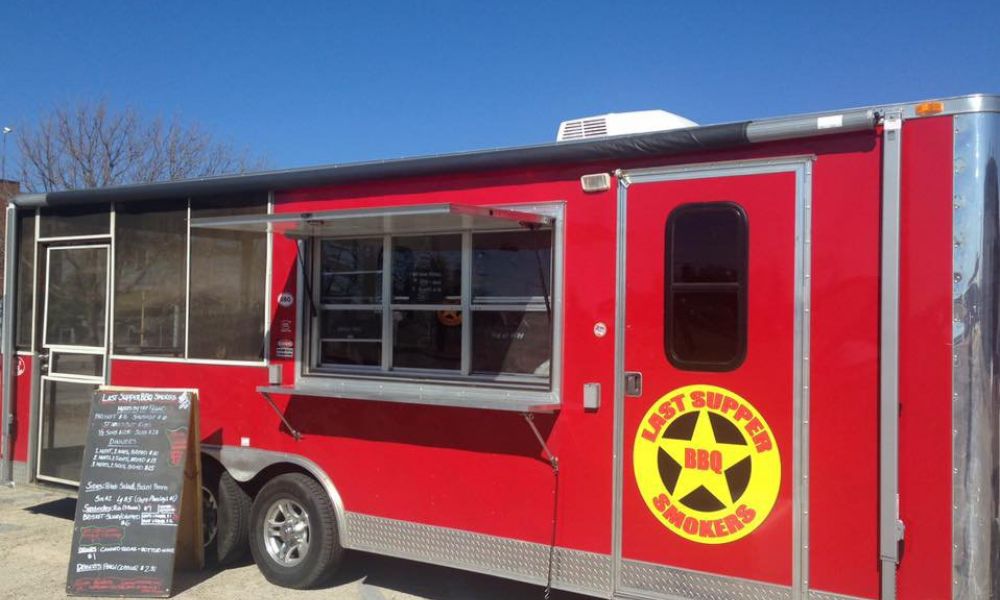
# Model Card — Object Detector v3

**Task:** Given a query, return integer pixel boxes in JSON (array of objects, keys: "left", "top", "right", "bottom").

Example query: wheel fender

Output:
[{"left": 201, "top": 444, "right": 348, "bottom": 546}]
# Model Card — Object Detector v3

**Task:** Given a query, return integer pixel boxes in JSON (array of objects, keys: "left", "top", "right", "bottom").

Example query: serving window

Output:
[
  {"left": 309, "top": 227, "right": 554, "bottom": 387},
  {"left": 190, "top": 202, "right": 563, "bottom": 409}
]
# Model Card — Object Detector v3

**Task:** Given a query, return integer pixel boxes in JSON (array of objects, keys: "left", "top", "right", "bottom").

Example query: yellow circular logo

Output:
[{"left": 633, "top": 384, "right": 781, "bottom": 544}]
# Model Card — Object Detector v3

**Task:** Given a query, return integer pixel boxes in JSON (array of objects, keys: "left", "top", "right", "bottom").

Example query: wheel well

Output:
[
  {"left": 198, "top": 454, "right": 318, "bottom": 497},
  {"left": 243, "top": 462, "right": 319, "bottom": 498},
  {"left": 201, "top": 453, "right": 224, "bottom": 477}
]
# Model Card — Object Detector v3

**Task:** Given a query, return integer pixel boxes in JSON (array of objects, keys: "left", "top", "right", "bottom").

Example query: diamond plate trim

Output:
[
  {"left": 620, "top": 559, "right": 791, "bottom": 600},
  {"left": 11, "top": 460, "right": 28, "bottom": 484},
  {"left": 618, "top": 560, "right": 869, "bottom": 600},
  {"left": 809, "top": 590, "right": 871, "bottom": 600},
  {"left": 343, "top": 512, "right": 611, "bottom": 596}
]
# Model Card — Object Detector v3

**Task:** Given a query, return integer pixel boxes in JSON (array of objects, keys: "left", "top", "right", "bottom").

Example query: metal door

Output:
[
  {"left": 36, "top": 244, "right": 110, "bottom": 485},
  {"left": 616, "top": 159, "right": 809, "bottom": 598}
]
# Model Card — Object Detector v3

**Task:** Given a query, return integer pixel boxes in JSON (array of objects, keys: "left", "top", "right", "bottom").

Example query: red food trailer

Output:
[{"left": 1, "top": 93, "right": 997, "bottom": 600}]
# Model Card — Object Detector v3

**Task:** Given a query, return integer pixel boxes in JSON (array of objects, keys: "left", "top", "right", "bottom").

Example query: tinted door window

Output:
[{"left": 665, "top": 203, "right": 748, "bottom": 371}]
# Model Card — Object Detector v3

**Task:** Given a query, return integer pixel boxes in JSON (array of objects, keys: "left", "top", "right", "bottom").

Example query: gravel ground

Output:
[{"left": 0, "top": 483, "right": 594, "bottom": 600}]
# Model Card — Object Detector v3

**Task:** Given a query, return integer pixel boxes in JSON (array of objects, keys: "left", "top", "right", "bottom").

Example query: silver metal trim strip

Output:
[
  {"left": 34, "top": 233, "right": 112, "bottom": 243},
  {"left": 807, "top": 591, "right": 872, "bottom": 600},
  {"left": 878, "top": 109, "right": 904, "bottom": 600},
  {"left": 622, "top": 155, "right": 817, "bottom": 183},
  {"left": 611, "top": 172, "right": 629, "bottom": 592},
  {"left": 794, "top": 160, "right": 814, "bottom": 597},
  {"left": 951, "top": 112, "right": 1000, "bottom": 600},
  {"left": 106, "top": 203, "right": 115, "bottom": 385},
  {"left": 108, "top": 355, "right": 266, "bottom": 367},
  {"left": 263, "top": 193, "right": 274, "bottom": 366},
  {"left": 256, "top": 381, "right": 559, "bottom": 413},
  {"left": 184, "top": 200, "right": 192, "bottom": 358},
  {"left": 28, "top": 209, "right": 39, "bottom": 354},
  {"left": 1, "top": 204, "right": 18, "bottom": 485},
  {"left": 614, "top": 157, "right": 812, "bottom": 599},
  {"left": 343, "top": 512, "right": 612, "bottom": 597}
]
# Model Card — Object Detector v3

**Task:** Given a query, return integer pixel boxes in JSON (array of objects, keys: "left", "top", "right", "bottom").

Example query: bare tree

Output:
[{"left": 17, "top": 100, "right": 266, "bottom": 192}]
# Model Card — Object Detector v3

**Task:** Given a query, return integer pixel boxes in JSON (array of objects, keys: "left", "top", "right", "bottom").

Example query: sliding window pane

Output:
[
  {"left": 319, "top": 308, "right": 381, "bottom": 366},
  {"left": 472, "top": 230, "right": 552, "bottom": 302},
  {"left": 670, "top": 206, "right": 744, "bottom": 283},
  {"left": 113, "top": 200, "right": 187, "bottom": 357},
  {"left": 669, "top": 291, "right": 741, "bottom": 365},
  {"left": 392, "top": 310, "right": 461, "bottom": 370},
  {"left": 471, "top": 311, "right": 551, "bottom": 376},
  {"left": 392, "top": 234, "right": 461, "bottom": 304},
  {"left": 15, "top": 212, "right": 35, "bottom": 349},
  {"left": 189, "top": 195, "right": 267, "bottom": 361},
  {"left": 38, "top": 379, "right": 95, "bottom": 483},
  {"left": 320, "top": 238, "right": 382, "bottom": 304}
]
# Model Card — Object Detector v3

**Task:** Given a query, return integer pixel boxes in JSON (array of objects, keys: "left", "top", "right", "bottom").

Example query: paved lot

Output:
[{"left": 0, "top": 483, "right": 594, "bottom": 600}]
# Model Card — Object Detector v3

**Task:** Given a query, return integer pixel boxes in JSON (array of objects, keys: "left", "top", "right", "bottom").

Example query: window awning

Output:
[{"left": 189, "top": 203, "right": 553, "bottom": 237}]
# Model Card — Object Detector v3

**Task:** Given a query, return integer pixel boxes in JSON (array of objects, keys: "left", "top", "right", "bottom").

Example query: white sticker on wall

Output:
[{"left": 277, "top": 292, "right": 294, "bottom": 308}]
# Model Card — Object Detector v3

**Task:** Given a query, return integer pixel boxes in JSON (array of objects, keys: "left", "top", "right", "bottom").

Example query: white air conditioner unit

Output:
[{"left": 556, "top": 110, "right": 698, "bottom": 142}]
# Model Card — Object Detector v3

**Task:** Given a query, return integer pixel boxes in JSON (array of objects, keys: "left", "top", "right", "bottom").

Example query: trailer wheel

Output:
[
  {"left": 249, "top": 473, "right": 343, "bottom": 589},
  {"left": 202, "top": 461, "right": 252, "bottom": 566}
]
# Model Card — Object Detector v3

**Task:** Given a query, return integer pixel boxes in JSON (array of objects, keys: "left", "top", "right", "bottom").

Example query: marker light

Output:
[{"left": 915, "top": 101, "right": 945, "bottom": 116}]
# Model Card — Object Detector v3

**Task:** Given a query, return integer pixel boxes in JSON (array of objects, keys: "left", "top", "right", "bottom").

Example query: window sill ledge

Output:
[{"left": 258, "top": 380, "right": 560, "bottom": 413}]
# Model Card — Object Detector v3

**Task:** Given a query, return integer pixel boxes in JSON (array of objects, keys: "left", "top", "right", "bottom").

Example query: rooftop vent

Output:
[{"left": 556, "top": 110, "right": 698, "bottom": 142}]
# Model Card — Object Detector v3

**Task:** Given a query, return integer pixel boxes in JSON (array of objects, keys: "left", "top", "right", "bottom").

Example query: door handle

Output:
[
  {"left": 38, "top": 352, "right": 50, "bottom": 375},
  {"left": 625, "top": 372, "right": 643, "bottom": 397}
]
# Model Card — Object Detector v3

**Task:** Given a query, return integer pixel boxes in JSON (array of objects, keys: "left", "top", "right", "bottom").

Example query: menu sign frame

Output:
[{"left": 66, "top": 387, "right": 203, "bottom": 597}]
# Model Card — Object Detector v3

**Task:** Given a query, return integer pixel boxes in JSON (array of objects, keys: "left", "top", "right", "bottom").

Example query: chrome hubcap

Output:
[{"left": 263, "top": 498, "right": 311, "bottom": 566}]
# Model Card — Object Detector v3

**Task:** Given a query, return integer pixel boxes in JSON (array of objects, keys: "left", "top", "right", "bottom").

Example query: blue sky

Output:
[{"left": 3, "top": 0, "right": 999, "bottom": 171}]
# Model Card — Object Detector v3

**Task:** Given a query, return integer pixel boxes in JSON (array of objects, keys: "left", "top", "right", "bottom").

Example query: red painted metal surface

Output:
[
  {"left": 0, "top": 122, "right": 952, "bottom": 598},
  {"left": 271, "top": 178, "right": 619, "bottom": 552},
  {"left": 12, "top": 355, "right": 32, "bottom": 461},
  {"left": 0, "top": 354, "right": 34, "bottom": 462},
  {"left": 808, "top": 139, "right": 882, "bottom": 598},
  {"left": 896, "top": 116, "right": 954, "bottom": 600},
  {"left": 621, "top": 172, "right": 797, "bottom": 585}
]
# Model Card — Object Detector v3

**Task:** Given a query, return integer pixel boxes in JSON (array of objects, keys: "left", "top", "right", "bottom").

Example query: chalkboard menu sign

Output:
[{"left": 67, "top": 387, "right": 203, "bottom": 597}]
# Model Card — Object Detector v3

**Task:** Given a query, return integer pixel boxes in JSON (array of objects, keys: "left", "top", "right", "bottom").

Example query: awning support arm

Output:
[
  {"left": 260, "top": 392, "right": 303, "bottom": 441},
  {"left": 522, "top": 412, "right": 558, "bottom": 471}
]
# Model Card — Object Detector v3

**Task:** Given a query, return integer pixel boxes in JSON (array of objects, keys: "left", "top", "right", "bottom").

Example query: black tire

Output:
[
  {"left": 202, "top": 461, "right": 252, "bottom": 566},
  {"left": 249, "top": 473, "right": 343, "bottom": 589}
]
